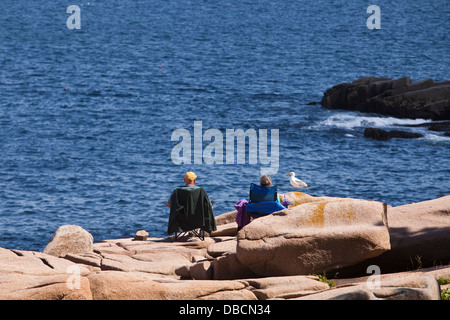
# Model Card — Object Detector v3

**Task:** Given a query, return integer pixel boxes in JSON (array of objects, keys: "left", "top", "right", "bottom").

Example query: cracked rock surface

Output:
[{"left": 1, "top": 193, "right": 449, "bottom": 300}]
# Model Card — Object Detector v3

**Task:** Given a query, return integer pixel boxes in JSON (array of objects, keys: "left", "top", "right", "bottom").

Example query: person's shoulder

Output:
[
  {"left": 177, "top": 185, "right": 203, "bottom": 192},
  {"left": 189, "top": 185, "right": 206, "bottom": 193}
]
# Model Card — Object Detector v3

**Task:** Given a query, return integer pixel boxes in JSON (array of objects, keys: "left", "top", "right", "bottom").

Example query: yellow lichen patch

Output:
[
  {"left": 289, "top": 192, "right": 309, "bottom": 207},
  {"left": 306, "top": 201, "right": 327, "bottom": 227},
  {"left": 344, "top": 203, "right": 356, "bottom": 223},
  {"left": 290, "top": 192, "right": 323, "bottom": 207},
  {"left": 326, "top": 200, "right": 357, "bottom": 223}
]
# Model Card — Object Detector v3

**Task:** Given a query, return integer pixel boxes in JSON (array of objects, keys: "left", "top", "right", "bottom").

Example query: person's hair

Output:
[
  {"left": 184, "top": 177, "right": 195, "bottom": 184},
  {"left": 260, "top": 175, "right": 272, "bottom": 188},
  {"left": 184, "top": 171, "right": 197, "bottom": 185}
]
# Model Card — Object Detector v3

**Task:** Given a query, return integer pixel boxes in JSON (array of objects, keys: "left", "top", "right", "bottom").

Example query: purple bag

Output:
[{"left": 235, "top": 198, "right": 250, "bottom": 228}]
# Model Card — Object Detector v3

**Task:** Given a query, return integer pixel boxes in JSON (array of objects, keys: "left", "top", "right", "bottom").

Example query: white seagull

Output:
[{"left": 287, "top": 172, "right": 309, "bottom": 191}]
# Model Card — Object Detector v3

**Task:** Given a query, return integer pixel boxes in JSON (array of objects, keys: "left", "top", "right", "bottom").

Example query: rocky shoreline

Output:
[
  {"left": 321, "top": 77, "right": 450, "bottom": 120},
  {"left": 1, "top": 192, "right": 449, "bottom": 300},
  {"left": 319, "top": 77, "right": 450, "bottom": 140}
]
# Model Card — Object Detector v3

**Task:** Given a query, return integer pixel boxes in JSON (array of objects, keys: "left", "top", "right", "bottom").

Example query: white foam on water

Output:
[
  {"left": 344, "top": 133, "right": 355, "bottom": 138},
  {"left": 422, "top": 133, "right": 450, "bottom": 144},
  {"left": 317, "top": 113, "right": 430, "bottom": 130}
]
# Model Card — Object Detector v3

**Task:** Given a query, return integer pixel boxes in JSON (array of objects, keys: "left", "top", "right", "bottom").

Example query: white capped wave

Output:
[
  {"left": 422, "top": 133, "right": 450, "bottom": 143},
  {"left": 317, "top": 113, "right": 430, "bottom": 130},
  {"left": 344, "top": 133, "right": 355, "bottom": 138}
]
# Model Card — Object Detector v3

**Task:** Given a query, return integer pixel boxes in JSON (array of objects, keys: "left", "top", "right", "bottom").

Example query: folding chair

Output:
[
  {"left": 246, "top": 183, "right": 286, "bottom": 219},
  {"left": 174, "top": 229, "right": 205, "bottom": 241},
  {"left": 167, "top": 186, "right": 216, "bottom": 241}
]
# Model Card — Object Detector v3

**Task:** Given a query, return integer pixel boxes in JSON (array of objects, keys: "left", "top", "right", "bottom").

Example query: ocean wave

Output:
[
  {"left": 422, "top": 133, "right": 450, "bottom": 144},
  {"left": 314, "top": 113, "right": 430, "bottom": 130}
]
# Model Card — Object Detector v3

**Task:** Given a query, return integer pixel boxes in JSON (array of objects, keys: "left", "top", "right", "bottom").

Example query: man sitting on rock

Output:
[{"left": 165, "top": 172, "right": 216, "bottom": 238}]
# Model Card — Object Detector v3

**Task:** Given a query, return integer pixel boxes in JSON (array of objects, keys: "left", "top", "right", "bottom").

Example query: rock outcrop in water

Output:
[
  {"left": 363, "top": 128, "right": 424, "bottom": 141},
  {"left": 321, "top": 77, "right": 450, "bottom": 120},
  {"left": 0, "top": 193, "right": 449, "bottom": 300}
]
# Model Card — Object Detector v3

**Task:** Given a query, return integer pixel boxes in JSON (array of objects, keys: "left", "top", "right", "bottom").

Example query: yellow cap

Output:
[{"left": 184, "top": 171, "right": 197, "bottom": 181}]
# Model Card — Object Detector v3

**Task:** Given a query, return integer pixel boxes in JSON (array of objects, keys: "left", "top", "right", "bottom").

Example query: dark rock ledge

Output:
[
  {"left": 318, "top": 77, "right": 450, "bottom": 140},
  {"left": 320, "top": 77, "right": 450, "bottom": 121},
  {"left": 364, "top": 128, "right": 424, "bottom": 141}
]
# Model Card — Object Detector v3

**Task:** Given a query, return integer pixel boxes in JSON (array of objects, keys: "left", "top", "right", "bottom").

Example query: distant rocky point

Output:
[
  {"left": 316, "top": 77, "right": 450, "bottom": 140},
  {"left": 321, "top": 77, "right": 450, "bottom": 120}
]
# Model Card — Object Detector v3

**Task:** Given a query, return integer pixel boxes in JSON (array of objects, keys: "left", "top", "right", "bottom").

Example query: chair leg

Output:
[
  {"left": 174, "top": 229, "right": 204, "bottom": 241},
  {"left": 190, "top": 229, "right": 205, "bottom": 241},
  {"left": 174, "top": 231, "right": 188, "bottom": 241}
]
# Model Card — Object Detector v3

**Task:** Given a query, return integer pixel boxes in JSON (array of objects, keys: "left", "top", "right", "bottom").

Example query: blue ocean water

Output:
[{"left": 0, "top": 0, "right": 449, "bottom": 251}]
